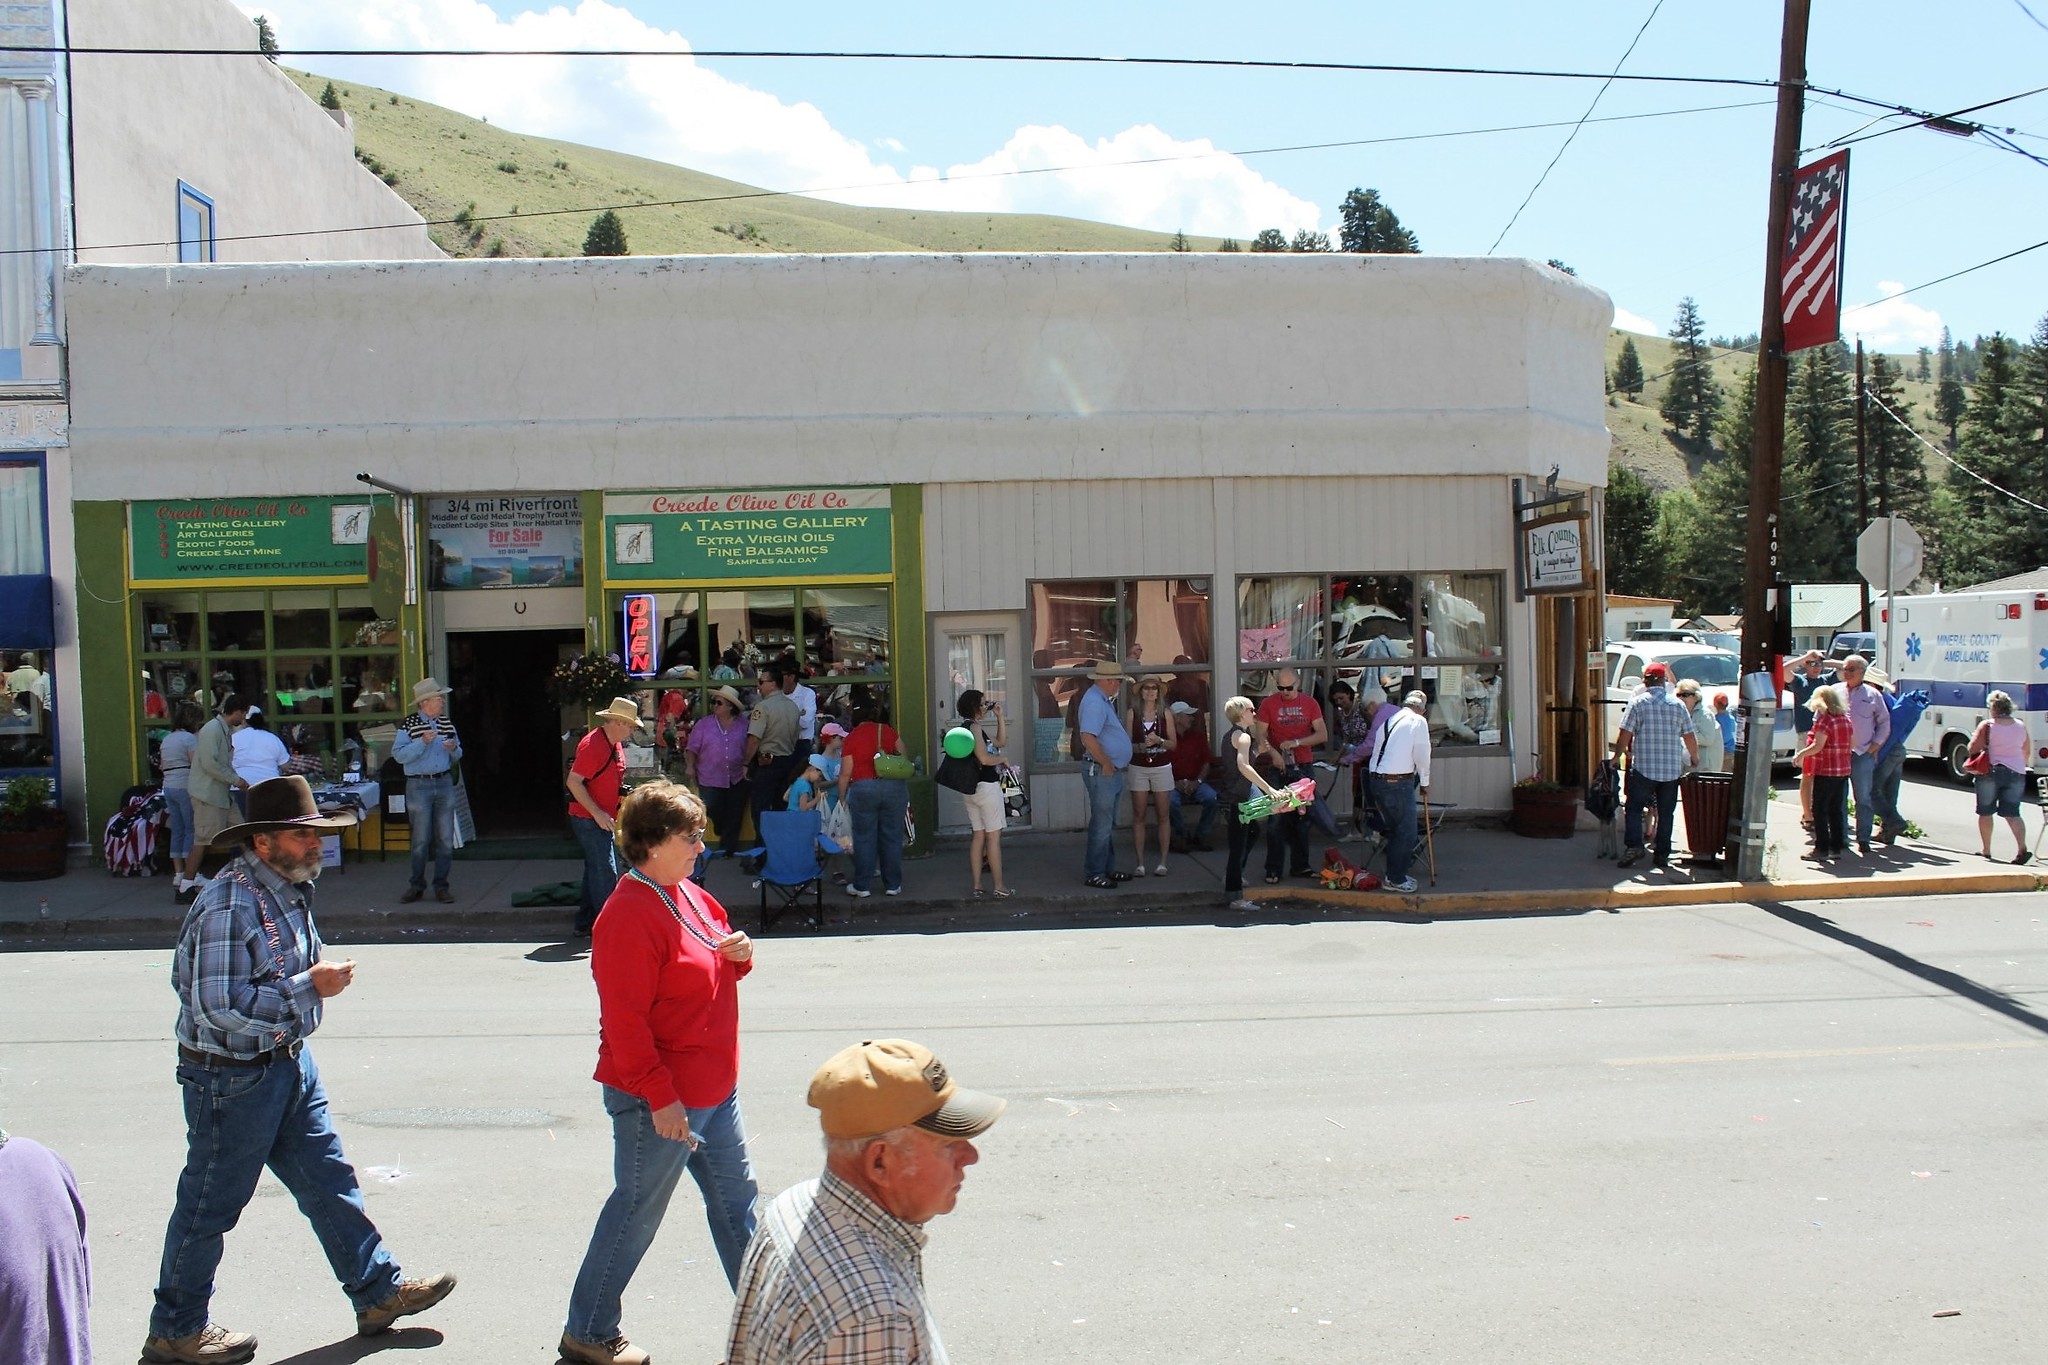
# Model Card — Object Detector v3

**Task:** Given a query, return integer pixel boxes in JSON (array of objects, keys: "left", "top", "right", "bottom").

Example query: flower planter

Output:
[
  {"left": 0, "top": 823, "right": 69, "bottom": 880},
  {"left": 1510, "top": 787, "right": 1579, "bottom": 839}
]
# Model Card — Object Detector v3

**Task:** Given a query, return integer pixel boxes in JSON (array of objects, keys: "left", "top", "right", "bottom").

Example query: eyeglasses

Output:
[{"left": 1277, "top": 685, "right": 1297, "bottom": 692}]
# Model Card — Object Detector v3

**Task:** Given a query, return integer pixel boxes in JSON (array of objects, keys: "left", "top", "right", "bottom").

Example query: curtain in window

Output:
[{"left": 0, "top": 462, "right": 45, "bottom": 575}]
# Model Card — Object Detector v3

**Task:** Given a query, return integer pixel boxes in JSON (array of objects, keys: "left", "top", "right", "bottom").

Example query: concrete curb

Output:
[{"left": 1244, "top": 871, "right": 2047, "bottom": 917}]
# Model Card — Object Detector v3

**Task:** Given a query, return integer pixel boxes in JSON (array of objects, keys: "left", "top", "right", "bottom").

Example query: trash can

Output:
[{"left": 1680, "top": 770, "right": 1732, "bottom": 863}]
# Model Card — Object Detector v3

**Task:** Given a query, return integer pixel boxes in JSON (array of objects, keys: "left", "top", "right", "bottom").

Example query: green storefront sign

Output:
[
  {"left": 603, "top": 487, "right": 893, "bottom": 582},
  {"left": 129, "top": 497, "right": 377, "bottom": 585}
]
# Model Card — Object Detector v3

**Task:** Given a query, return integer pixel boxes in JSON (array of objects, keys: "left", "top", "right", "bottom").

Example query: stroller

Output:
[{"left": 754, "top": 809, "right": 836, "bottom": 933}]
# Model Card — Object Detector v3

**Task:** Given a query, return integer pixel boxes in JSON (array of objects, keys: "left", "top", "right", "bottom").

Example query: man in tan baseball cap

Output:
[{"left": 726, "top": 1040, "right": 1005, "bottom": 1365}]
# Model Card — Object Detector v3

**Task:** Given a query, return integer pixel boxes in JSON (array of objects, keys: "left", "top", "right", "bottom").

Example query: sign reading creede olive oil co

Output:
[
  {"left": 604, "top": 487, "right": 892, "bottom": 582},
  {"left": 129, "top": 497, "right": 375, "bottom": 586}
]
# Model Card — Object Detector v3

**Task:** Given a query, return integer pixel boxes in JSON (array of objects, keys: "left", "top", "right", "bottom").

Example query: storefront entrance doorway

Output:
[
  {"left": 447, "top": 628, "right": 582, "bottom": 837},
  {"left": 930, "top": 614, "right": 1022, "bottom": 833}
]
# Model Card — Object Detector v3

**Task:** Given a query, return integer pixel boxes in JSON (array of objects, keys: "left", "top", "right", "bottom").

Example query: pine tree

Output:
[
  {"left": 1915, "top": 347, "right": 1932, "bottom": 382},
  {"left": 1862, "top": 354, "right": 1933, "bottom": 538},
  {"left": 1546, "top": 259, "right": 1577, "bottom": 276},
  {"left": 1215, "top": 238, "right": 1242, "bottom": 252},
  {"left": 1659, "top": 297, "right": 1723, "bottom": 451},
  {"left": 1248, "top": 229, "right": 1288, "bottom": 253},
  {"left": 1783, "top": 348, "right": 1857, "bottom": 580},
  {"left": 1289, "top": 229, "right": 1332, "bottom": 252},
  {"left": 582, "top": 210, "right": 629, "bottom": 257},
  {"left": 1604, "top": 461, "right": 1666, "bottom": 597},
  {"left": 1169, "top": 230, "right": 1190, "bottom": 252},
  {"left": 253, "top": 15, "right": 279, "bottom": 62},
  {"left": 1612, "top": 337, "right": 1645, "bottom": 399},
  {"left": 1944, "top": 334, "right": 2038, "bottom": 581},
  {"left": 1935, "top": 326, "right": 1966, "bottom": 445},
  {"left": 1335, "top": 188, "right": 1421, "bottom": 254},
  {"left": 319, "top": 82, "right": 341, "bottom": 111}
]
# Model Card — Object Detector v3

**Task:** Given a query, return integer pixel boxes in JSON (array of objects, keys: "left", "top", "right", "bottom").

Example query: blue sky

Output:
[{"left": 243, "top": 0, "right": 2048, "bottom": 351}]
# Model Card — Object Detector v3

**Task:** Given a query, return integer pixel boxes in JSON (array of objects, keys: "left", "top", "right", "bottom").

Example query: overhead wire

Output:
[
  {"left": 28, "top": 97, "right": 1774, "bottom": 261},
  {"left": 1488, "top": 0, "right": 1668, "bottom": 254},
  {"left": 1867, "top": 391, "right": 2048, "bottom": 516}
]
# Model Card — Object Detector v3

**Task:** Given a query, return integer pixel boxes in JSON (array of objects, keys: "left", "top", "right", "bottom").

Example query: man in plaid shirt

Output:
[
  {"left": 143, "top": 777, "right": 454, "bottom": 1365},
  {"left": 728, "top": 1039, "right": 1006, "bottom": 1365},
  {"left": 1614, "top": 663, "right": 1699, "bottom": 870}
]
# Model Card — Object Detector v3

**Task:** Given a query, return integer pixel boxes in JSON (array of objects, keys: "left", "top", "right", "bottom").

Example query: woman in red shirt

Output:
[
  {"left": 562, "top": 782, "right": 757, "bottom": 1365},
  {"left": 835, "top": 700, "right": 909, "bottom": 898},
  {"left": 1795, "top": 686, "right": 1852, "bottom": 862}
]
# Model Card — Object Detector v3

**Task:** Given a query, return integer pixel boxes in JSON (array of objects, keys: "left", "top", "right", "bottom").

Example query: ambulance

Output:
[{"left": 1883, "top": 587, "right": 2048, "bottom": 781}]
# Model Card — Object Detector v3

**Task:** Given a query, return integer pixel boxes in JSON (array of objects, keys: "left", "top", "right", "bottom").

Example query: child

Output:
[{"left": 785, "top": 760, "right": 827, "bottom": 812}]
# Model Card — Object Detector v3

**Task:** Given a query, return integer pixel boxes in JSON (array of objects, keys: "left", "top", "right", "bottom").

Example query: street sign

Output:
[{"left": 1857, "top": 516, "right": 1924, "bottom": 590}]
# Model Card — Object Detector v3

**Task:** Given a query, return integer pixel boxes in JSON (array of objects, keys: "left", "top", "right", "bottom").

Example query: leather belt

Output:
[
  {"left": 179, "top": 1039, "right": 302, "bottom": 1070},
  {"left": 1370, "top": 772, "right": 1416, "bottom": 781}
]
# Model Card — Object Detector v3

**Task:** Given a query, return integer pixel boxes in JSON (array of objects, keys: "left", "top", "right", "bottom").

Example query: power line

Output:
[
  {"left": 2014, "top": 0, "right": 2048, "bottom": 34},
  {"left": 1814, "top": 83, "right": 2048, "bottom": 157},
  {"left": 1868, "top": 391, "right": 2048, "bottom": 515},
  {"left": 1842, "top": 236, "right": 2048, "bottom": 310},
  {"left": 34, "top": 97, "right": 1772, "bottom": 261},
  {"left": 1488, "top": 0, "right": 1668, "bottom": 254}
]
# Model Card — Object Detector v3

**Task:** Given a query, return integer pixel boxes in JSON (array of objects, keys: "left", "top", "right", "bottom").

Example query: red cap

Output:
[{"left": 1642, "top": 663, "right": 1671, "bottom": 683}]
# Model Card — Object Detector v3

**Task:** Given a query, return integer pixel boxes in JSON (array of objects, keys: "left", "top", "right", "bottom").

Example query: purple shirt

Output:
[
  {"left": 1845, "top": 682, "right": 1891, "bottom": 755},
  {"left": 0, "top": 1135, "right": 92, "bottom": 1365},
  {"left": 685, "top": 714, "right": 750, "bottom": 789}
]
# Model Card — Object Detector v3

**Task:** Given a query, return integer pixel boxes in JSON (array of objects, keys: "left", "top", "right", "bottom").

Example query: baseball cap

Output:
[
  {"left": 820, "top": 721, "right": 847, "bottom": 739},
  {"left": 1168, "top": 701, "right": 1197, "bottom": 715},
  {"left": 1642, "top": 663, "right": 1671, "bottom": 683},
  {"left": 808, "top": 1038, "right": 1007, "bottom": 1141}
]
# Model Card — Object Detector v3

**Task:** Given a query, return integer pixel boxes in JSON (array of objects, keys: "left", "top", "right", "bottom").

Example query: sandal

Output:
[
  {"left": 971, "top": 888, "right": 986, "bottom": 898},
  {"left": 993, "top": 888, "right": 1015, "bottom": 898},
  {"left": 1084, "top": 876, "right": 1115, "bottom": 889},
  {"left": 1264, "top": 874, "right": 1281, "bottom": 885}
]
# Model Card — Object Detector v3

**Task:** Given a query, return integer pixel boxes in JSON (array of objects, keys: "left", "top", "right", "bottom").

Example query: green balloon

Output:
[{"left": 943, "top": 727, "right": 977, "bottom": 759}]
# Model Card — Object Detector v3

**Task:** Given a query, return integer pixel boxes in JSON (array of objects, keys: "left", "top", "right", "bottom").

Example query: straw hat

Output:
[
  {"left": 412, "top": 677, "right": 452, "bottom": 704},
  {"left": 592, "top": 697, "right": 646, "bottom": 728}
]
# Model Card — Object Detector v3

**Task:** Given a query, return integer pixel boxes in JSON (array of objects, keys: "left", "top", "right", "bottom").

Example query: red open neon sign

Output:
[{"left": 622, "top": 593, "right": 657, "bottom": 677}]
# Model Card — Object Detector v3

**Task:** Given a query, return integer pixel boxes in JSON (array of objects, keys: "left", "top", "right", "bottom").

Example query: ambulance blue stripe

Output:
[{"left": 1895, "top": 679, "right": 2048, "bottom": 711}]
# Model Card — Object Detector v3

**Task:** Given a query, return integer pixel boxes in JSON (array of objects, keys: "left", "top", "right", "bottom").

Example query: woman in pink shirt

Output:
[{"left": 1967, "top": 690, "right": 2032, "bottom": 863}]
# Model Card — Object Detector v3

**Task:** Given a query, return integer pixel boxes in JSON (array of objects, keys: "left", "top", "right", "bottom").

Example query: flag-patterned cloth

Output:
[{"left": 1782, "top": 149, "right": 1850, "bottom": 353}]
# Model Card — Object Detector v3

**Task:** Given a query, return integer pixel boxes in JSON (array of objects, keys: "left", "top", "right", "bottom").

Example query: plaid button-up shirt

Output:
[
  {"left": 1619, "top": 684, "right": 1696, "bottom": 783},
  {"left": 728, "top": 1171, "right": 948, "bottom": 1365},
  {"left": 172, "top": 852, "right": 324, "bottom": 1059}
]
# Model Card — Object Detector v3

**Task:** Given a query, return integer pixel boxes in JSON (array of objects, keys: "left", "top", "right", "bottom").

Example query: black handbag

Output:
[{"left": 935, "top": 752, "right": 981, "bottom": 795}]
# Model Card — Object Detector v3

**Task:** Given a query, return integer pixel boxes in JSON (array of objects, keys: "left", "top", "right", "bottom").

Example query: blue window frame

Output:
[{"left": 176, "top": 181, "right": 216, "bottom": 263}]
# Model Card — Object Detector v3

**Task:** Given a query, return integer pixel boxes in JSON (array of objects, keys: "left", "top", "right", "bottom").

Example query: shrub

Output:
[
  {"left": 496, "top": 160, "right": 518, "bottom": 174},
  {"left": 486, "top": 237, "right": 507, "bottom": 257}
]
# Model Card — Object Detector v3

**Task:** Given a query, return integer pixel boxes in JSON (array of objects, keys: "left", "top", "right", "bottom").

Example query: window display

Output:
[{"left": 1028, "top": 578, "right": 1212, "bottom": 765}]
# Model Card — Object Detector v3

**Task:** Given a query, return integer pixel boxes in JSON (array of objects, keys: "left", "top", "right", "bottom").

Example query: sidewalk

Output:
[{"left": 3, "top": 783, "right": 2037, "bottom": 944}]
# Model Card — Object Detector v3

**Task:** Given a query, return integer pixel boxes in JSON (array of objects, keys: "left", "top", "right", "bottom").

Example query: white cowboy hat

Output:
[{"left": 592, "top": 697, "right": 647, "bottom": 728}]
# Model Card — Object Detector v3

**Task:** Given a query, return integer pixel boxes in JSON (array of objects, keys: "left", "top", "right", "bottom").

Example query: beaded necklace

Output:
[{"left": 625, "top": 868, "right": 725, "bottom": 952}]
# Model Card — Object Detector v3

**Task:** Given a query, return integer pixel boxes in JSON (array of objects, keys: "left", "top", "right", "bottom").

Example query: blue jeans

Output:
[
  {"left": 405, "top": 773, "right": 455, "bottom": 891},
  {"left": 1873, "top": 748, "right": 1908, "bottom": 829},
  {"left": 1168, "top": 783, "right": 1218, "bottom": 842},
  {"left": 165, "top": 787, "right": 195, "bottom": 860},
  {"left": 151, "top": 1048, "right": 401, "bottom": 1339},
  {"left": 1372, "top": 774, "right": 1419, "bottom": 882},
  {"left": 566, "top": 1086, "right": 758, "bottom": 1341},
  {"left": 1083, "top": 762, "right": 1124, "bottom": 879},
  {"left": 1265, "top": 763, "right": 1313, "bottom": 878},
  {"left": 1848, "top": 750, "right": 1878, "bottom": 846},
  {"left": 848, "top": 778, "right": 908, "bottom": 893},
  {"left": 1623, "top": 770, "right": 1680, "bottom": 861},
  {"left": 571, "top": 813, "right": 620, "bottom": 930}
]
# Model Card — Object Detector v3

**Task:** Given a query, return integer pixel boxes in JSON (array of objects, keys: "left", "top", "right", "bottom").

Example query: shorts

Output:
[
  {"left": 1123, "top": 762, "right": 1173, "bottom": 794},
  {"left": 964, "top": 781, "right": 1006, "bottom": 832},
  {"left": 190, "top": 798, "right": 234, "bottom": 847},
  {"left": 1974, "top": 766, "right": 2025, "bottom": 818},
  {"left": 1800, "top": 753, "right": 1815, "bottom": 778}
]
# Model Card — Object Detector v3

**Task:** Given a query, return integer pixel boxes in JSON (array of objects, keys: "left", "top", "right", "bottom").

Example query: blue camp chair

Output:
[{"left": 756, "top": 809, "right": 833, "bottom": 932}]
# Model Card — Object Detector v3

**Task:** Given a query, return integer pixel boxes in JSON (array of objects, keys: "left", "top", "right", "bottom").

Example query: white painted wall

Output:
[
  {"left": 68, "top": 0, "right": 438, "bottom": 263},
  {"left": 63, "top": 252, "right": 1611, "bottom": 498}
]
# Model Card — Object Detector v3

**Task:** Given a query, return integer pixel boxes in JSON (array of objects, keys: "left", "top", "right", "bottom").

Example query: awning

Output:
[{"left": 0, "top": 575, "right": 54, "bottom": 648}]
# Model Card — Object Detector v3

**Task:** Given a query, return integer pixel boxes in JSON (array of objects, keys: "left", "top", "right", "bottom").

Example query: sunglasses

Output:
[{"left": 1277, "top": 685, "right": 1297, "bottom": 692}]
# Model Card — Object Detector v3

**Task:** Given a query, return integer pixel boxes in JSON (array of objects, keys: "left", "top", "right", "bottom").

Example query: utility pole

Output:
[
  {"left": 1728, "top": 0, "right": 1811, "bottom": 882},
  {"left": 1856, "top": 341, "right": 1871, "bottom": 630}
]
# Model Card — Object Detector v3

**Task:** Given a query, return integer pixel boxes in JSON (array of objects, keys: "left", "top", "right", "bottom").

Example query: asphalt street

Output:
[{"left": 2, "top": 891, "right": 2043, "bottom": 1364}]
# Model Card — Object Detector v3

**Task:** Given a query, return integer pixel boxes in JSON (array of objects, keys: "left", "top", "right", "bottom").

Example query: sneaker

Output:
[
  {"left": 434, "top": 887, "right": 455, "bottom": 903},
  {"left": 1131, "top": 865, "right": 1147, "bottom": 878},
  {"left": 356, "top": 1271, "right": 457, "bottom": 1335},
  {"left": 846, "top": 885, "right": 872, "bottom": 898},
  {"left": 142, "top": 1324, "right": 258, "bottom": 1364},
  {"left": 1228, "top": 898, "right": 1260, "bottom": 912},
  {"left": 399, "top": 886, "right": 425, "bottom": 904},
  {"left": 1153, "top": 863, "right": 1169, "bottom": 876},
  {"left": 1384, "top": 876, "right": 1419, "bottom": 894},
  {"left": 559, "top": 1332, "right": 651, "bottom": 1365},
  {"left": 884, "top": 887, "right": 901, "bottom": 896},
  {"left": 1616, "top": 847, "right": 1644, "bottom": 869}
]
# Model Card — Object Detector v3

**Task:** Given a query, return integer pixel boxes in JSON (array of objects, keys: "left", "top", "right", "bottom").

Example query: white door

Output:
[{"left": 931, "top": 614, "right": 1022, "bottom": 832}]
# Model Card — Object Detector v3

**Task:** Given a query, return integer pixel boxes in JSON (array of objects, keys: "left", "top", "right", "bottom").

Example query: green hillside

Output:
[{"left": 290, "top": 70, "right": 1222, "bottom": 259}]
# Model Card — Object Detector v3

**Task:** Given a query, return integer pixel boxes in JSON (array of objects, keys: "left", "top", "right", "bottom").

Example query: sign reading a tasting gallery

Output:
[
  {"left": 129, "top": 497, "right": 373, "bottom": 586},
  {"left": 604, "top": 487, "right": 892, "bottom": 582},
  {"left": 427, "top": 494, "right": 584, "bottom": 589}
]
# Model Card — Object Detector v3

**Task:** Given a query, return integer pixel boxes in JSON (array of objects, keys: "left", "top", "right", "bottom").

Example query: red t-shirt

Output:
[
  {"left": 841, "top": 722, "right": 900, "bottom": 783},
  {"left": 591, "top": 875, "right": 752, "bottom": 1112},
  {"left": 1169, "top": 725, "right": 1211, "bottom": 782},
  {"left": 1809, "top": 711, "right": 1853, "bottom": 778},
  {"left": 568, "top": 726, "right": 624, "bottom": 820},
  {"left": 1258, "top": 692, "right": 1320, "bottom": 767}
]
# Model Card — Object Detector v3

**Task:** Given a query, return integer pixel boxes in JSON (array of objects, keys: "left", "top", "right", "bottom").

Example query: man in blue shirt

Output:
[
  {"left": 1615, "top": 663, "right": 1699, "bottom": 870},
  {"left": 145, "top": 777, "right": 454, "bottom": 1365},
  {"left": 1076, "top": 661, "right": 1132, "bottom": 887},
  {"left": 391, "top": 677, "right": 463, "bottom": 904}
]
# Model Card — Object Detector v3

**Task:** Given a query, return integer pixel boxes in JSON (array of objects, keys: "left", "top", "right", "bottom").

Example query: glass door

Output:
[{"left": 931, "top": 614, "right": 1022, "bottom": 832}]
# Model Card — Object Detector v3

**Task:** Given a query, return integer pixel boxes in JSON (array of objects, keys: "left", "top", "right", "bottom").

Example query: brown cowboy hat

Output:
[{"left": 212, "top": 775, "right": 358, "bottom": 847}]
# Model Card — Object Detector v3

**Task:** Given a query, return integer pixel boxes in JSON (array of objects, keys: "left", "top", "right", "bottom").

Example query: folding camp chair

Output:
[
  {"left": 1354, "top": 789, "right": 1453, "bottom": 880},
  {"left": 756, "top": 809, "right": 831, "bottom": 933}
]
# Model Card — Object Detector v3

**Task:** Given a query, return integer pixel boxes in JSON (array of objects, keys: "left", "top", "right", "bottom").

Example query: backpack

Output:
[{"left": 1066, "top": 689, "right": 1088, "bottom": 761}]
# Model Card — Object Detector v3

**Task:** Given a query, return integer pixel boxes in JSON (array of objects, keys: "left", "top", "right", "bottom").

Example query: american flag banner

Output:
[{"left": 1781, "top": 149, "right": 1850, "bottom": 353}]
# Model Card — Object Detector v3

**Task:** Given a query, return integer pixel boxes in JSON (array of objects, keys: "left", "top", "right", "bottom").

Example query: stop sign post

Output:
[{"left": 1858, "top": 516, "right": 1923, "bottom": 674}]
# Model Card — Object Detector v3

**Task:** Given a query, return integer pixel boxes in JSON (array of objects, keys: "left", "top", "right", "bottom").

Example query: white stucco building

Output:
[{"left": 62, "top": 252, "right": 1615, "bottom": 843}]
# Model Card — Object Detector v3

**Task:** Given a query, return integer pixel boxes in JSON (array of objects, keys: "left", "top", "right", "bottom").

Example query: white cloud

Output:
[
  {"left": 1842, "top": 280, "right": 1945, "bottom": 351},
  {"left": 240, "top": 0, "right": 1319, "bottom": 239},
  {"left": 1612, "top": 307, "right": 1661, "bottom": 335}
]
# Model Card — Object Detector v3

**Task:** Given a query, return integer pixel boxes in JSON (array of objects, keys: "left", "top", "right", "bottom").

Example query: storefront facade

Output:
[{"left": 63, "top": 252, "right": 1612, "bottom": 844}]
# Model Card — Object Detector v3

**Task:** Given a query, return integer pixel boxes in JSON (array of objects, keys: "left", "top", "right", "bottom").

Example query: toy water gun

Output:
[{"left": 1238, "top": 776, "right": 1317, "bottom": 822}]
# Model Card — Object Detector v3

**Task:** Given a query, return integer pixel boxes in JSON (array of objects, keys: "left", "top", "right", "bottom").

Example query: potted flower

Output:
[
  {"left": 1510, "top": 774, "right": 1579, "bottom": 839},
  {"left": 0, "top": 775, "right": 69, "bottom": 880},
  {"left": 548, "top": 653, "right": 631, "bottom": 710}
]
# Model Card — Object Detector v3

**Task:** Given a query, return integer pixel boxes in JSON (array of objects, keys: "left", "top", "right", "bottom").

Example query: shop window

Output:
[
  {"left": 206, "top": 590, "right": 266, "bottom": 653},
  {"left": 0, "top": 460, "right": 47, "bottom": 574},
  {"left": 272, "top": 589, "right": 333, "bottom": 650},
  {"left": 1028, "top": 578, "right": 1212, "bottom": 765},
  {"left": 1238, "top": 572, "right": 1506, "bottom": 752},
  {"left": 0, "top": 649, "right": 55, "bottom": 776},
  {"left": 805, "top": 587, "right": 891, "bottom": 674},
  {"left": 176, "top": 181, "right": 215, "bottom": 263}
]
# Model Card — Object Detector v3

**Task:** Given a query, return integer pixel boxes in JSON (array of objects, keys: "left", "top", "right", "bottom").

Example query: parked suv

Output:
[
  {"left": 1827, "top": 631, "right": 1876, "bottom": 662},
  {"left": 1603, "top": 641, "right": 1797, "bottom": 763}
]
